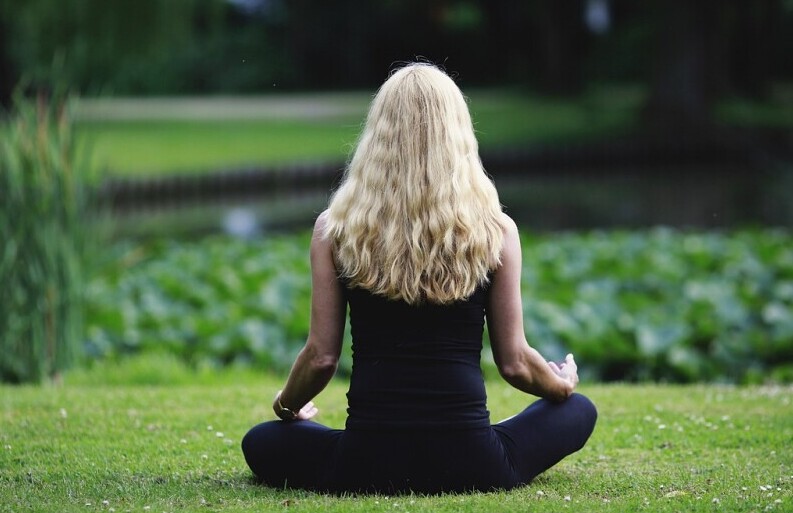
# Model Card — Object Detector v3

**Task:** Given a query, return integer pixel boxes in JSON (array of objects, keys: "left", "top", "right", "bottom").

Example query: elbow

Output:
[
  {"left": 497, "top": 361, "right": 525, "bottom": 384},
  {"left": 309, "top": 353, "right": 339, "bottom": 375}
]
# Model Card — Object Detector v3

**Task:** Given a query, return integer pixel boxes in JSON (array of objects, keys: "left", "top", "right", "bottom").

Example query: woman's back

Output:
[
  {"left": 344, "top": 283, "right": 491, "bottom": 430},
  {"left": 241, "top": 64, "right": 596, "bottom": 494}
]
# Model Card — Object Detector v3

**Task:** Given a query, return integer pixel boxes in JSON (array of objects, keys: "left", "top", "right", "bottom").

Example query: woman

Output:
[{"left": 241, "top": 63, "right": 597, "bottom": 494}]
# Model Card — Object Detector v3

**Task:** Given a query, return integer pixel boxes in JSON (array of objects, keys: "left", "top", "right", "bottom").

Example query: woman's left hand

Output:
[
  {"left": 294, "top": 401, "right": 319, "bottom": 420},
  {"left": 548, "top": 353, "right": 579, "bottom": 391}
]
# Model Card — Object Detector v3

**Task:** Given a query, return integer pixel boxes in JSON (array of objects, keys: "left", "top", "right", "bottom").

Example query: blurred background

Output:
[{"left": 1, "top": 0, "right": 792, "bottom": 385}]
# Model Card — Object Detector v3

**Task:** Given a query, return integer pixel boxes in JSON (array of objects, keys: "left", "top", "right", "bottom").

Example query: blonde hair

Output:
[{"left": 324, "top": 63, "right": 505, "bottom": 305}]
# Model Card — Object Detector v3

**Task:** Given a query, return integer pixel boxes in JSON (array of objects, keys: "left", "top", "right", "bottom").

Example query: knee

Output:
[
  {"left": 568, "top": 393, "right": 598, "bottom": 435},
  {"left": 240, "top": 426, "right": 258, "bottom": 460},
  {"left": 240, "top": 421, "right": 282, "bottom": 477}
]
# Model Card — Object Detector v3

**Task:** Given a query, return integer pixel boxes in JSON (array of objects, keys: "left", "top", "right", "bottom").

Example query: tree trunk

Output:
[
  {"left": 0, "top": 15, "right": 15, "bottom": 108},
  {"left": 538, "top": 0, "right": 588, "bottom": 95},
  {"left": 643, "top": 0, "right": 718, "bottom": 130},
  {"left": 730, "top": 0, "right": 777, "bottom": 99}
]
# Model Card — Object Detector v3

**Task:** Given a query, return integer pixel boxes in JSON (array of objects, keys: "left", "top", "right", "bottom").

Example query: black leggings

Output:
[{"left": 241, "top": 393, "right": 597, "bottom": 494}]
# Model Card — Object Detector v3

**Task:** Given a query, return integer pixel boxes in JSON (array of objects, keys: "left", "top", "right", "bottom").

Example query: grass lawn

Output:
[
  {"left": 2, "top": 365, "right": 791, "bottom": 512},
  {"left": 75, "top": 88, "right": 642, "bottom": 177}
]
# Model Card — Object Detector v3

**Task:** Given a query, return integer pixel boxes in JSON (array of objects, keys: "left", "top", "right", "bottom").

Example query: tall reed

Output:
[{"left": 0, "top": 89, "right": 95, "bottom": 383}]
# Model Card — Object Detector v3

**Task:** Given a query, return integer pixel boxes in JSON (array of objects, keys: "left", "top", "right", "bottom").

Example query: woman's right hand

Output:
[
  {"left": 548, "top": 353, "right": 579, "bottom": 391},
  {"left": 274, "top": 390, "right": 320, "bottom": 421}
]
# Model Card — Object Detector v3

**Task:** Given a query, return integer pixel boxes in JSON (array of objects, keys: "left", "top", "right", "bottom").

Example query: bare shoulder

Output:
[
  {"left": 314, "top": 209, "right": 330, "bottom": 232},
  {"left": 498, "top": 212, "right": 520, "bottom": 255},
  {"left": 312, "top": 210, "right": 332, "bottom": 243}
]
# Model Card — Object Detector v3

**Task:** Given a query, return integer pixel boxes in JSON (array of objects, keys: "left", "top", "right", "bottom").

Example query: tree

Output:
[{"left": 642, "top": 0, "right": 786, "bottom": 130}]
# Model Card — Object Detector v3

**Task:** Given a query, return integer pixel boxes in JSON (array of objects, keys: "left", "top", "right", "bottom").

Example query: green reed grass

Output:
[{"left": 0, "top": 89, "right": 96, "bottom": 383}]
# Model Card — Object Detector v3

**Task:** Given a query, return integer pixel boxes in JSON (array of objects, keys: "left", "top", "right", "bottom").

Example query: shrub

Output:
[
  {"left": 0, "top": 90, "right": 96, "bottom": 383},
  {"left": 83, "top": 229, "right": 793, "bottom": 383},
  {"left": 520, "top": 229, "right": 793, "bottom": 383}
]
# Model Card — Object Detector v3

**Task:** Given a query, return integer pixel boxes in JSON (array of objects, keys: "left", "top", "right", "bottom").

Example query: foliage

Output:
[
  {"left": 84, "top": 234, "right": 315, "bottom": 373},
  {"left": 83, "top": 229, "right": 793, "bottom": 383},
  {"left": 1, "top": 377, "right": 792, "bottom": 512},
  {"left": 1, "top": 0, "right": 239, "bottom": 96},
  {"left": 519, "top": 229, "right": 793, "bottom": 383},
  {"left": 3, "top": 0, "right": 792, "bottom": 100},
  {"left": 0, "top": 89, "right": 96, "bottom": 383}
]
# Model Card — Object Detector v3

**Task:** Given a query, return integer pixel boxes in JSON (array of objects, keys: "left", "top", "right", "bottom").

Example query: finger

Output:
[
  {"left": 299, "top": 406, "right": 319, "bottom": 420},
  {"left": 548, "top": 361, "right": 561, "bottom": 374},
  {"left": 566, "top": 353, "right": 575, "bottom": 363}
]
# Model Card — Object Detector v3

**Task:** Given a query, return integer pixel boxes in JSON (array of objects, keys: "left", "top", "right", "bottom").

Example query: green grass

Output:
[
  {"left": 47, "top": 82, "right": 793, "bottom": 177},
  {"left": 2, "top": 360, "right": 791, "bottom": 512},
  {"left": 77, "top": 118, "right": 364, "bottom": 176},
  {"left": 75, "top": 88, "right": 643, "bottom": 176}
]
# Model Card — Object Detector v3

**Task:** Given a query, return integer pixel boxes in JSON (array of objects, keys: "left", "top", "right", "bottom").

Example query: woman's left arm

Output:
[{"left": 272, "top": 211, "right": 346, "bottom": 420}]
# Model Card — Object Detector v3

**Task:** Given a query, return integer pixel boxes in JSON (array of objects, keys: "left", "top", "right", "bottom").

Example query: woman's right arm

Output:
[
  {"left": 272, "top": 210, "right": 346, "bottom": 419},
  {"left": 486, "top": 215, "right": 578, "bottom": 402}
]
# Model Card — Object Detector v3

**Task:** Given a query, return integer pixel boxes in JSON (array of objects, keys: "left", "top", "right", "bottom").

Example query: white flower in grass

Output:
[
  {"left": 201, "top": 454, "right": 208, "bottom": 459},
  {"left": 536, "top": 490, "right": 544, "bottom": 496},
  {"left": 215, "top": 432, "right": 224, "bottom": 438},
  {"left": 60, "top": 408, "right": 68, "bottom": 419},
  {"left": 563, "top": 495, "right": 571, "bottom": 501},
  {"left": 712, "top": 497, "right": 720, "bottom": 504},
  {"left": 180, "top": 439, "right": 187, "bottom": 444},
  {"left": 207, "top": 425, "right": 213, "bottom": 431},
  {"left": 102, "top": 500, "right": 109, "bottom": 506}
]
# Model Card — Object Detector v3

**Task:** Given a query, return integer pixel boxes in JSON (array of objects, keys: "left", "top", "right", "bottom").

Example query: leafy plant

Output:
[
  {"left": 520, "top": 229, "right": 793, "bottom": 383},
  {"left": 83, "top": 228, "right": 793, "bottom": 383},
  {"left": 84, "top": 234, "right": 315, "bottom": 373}
]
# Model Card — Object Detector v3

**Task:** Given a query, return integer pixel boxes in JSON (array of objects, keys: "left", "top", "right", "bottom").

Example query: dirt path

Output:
[{"left": 74, "top": 92, "right": 372, "bottom": 121}]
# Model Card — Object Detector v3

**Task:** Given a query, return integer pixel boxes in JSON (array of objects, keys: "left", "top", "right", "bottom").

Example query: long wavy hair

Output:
[{"left": 324, "top": 63, "right": 505, "bottom": 305}]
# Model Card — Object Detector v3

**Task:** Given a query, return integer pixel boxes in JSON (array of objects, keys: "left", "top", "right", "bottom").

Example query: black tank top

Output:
[{"left": 344, "top": 281, "right": 491, "bottom": 430}]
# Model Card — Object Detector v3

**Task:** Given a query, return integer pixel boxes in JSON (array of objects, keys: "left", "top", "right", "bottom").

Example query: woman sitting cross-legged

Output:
[{"left": 241, "top": 63, "right": 597, "bottom": 494}]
